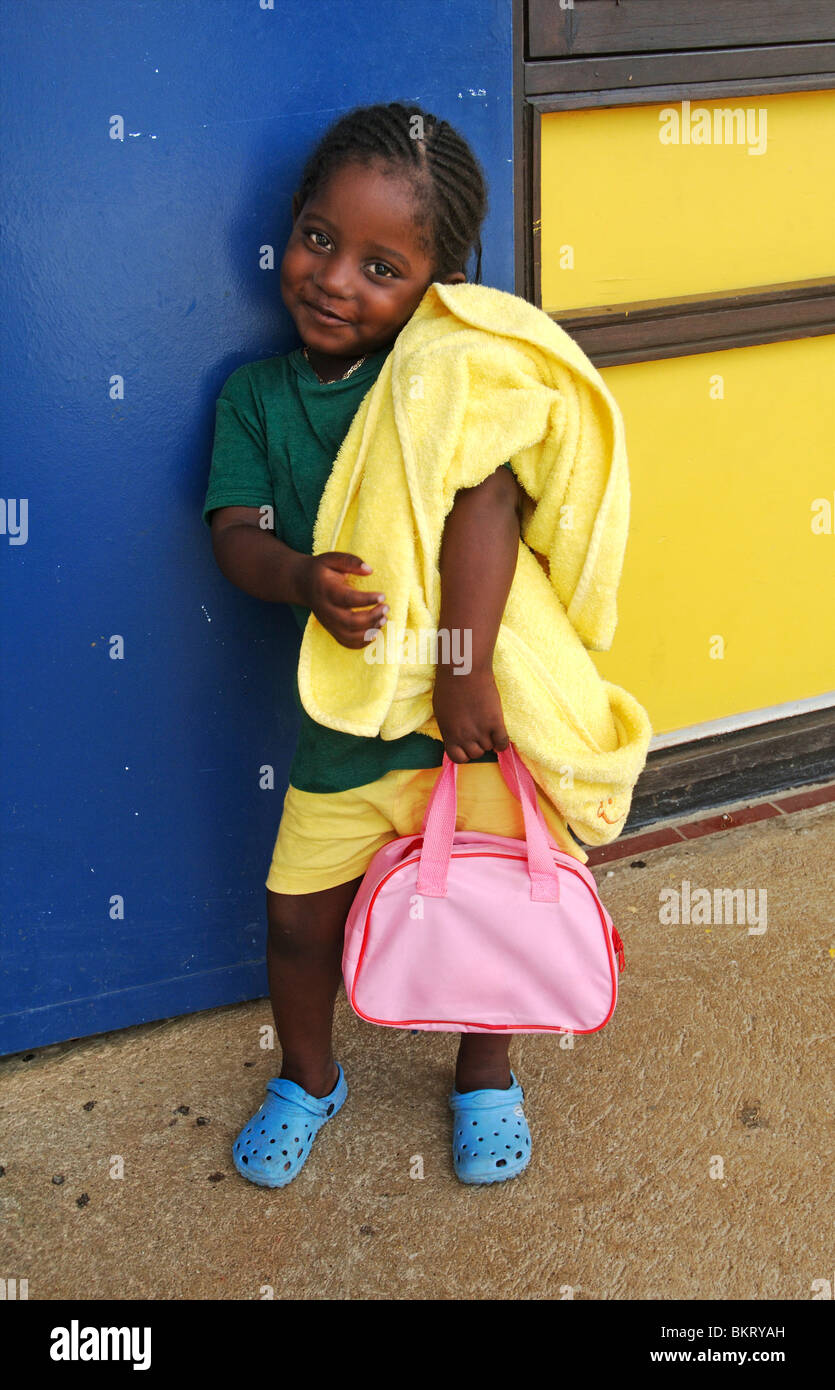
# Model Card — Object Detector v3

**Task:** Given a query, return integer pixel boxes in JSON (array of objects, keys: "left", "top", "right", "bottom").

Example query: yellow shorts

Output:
[{"left": 265, "top": 761, "right": 587, "bottom": 895}]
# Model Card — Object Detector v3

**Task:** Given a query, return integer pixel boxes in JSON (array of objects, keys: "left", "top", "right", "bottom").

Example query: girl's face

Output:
[{"left": 280, "top": 160, "right": 464, "bottom": 366}]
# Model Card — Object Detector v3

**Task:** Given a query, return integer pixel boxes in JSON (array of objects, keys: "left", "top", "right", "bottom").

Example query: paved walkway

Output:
[{"left": 2, "top": 792, "right": 832, "bottom": 1300}]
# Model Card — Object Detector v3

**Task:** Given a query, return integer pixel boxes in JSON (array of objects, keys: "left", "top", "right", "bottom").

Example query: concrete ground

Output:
[{"left": 1, "top": 797, "right": 833, "bottom": 1301}]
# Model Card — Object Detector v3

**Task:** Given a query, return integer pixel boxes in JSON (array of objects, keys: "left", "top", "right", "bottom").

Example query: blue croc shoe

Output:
[
  {"left": 233, "top": 1064, "right": 347, "bottom": 1188},
  {"left": 449, "top": 1071, "right": 532, "bottom": 1185}
]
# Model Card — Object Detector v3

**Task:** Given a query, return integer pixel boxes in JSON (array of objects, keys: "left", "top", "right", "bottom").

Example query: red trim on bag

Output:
[
  {"left": 348, "top": 851, "right": 621, "bottom": 1034},
  {"left": 611, "top": 925, "right": 626, "bottom": 973}
]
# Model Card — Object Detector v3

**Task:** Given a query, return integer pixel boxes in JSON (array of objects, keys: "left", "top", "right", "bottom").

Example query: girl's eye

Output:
[{"left": 302, "top": 230, "right": 395, "bottom": 279}]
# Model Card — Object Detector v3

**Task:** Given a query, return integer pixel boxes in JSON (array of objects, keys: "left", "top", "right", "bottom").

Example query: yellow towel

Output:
[{"left": 297, "top": 281, "right": 653, "bottom": 846}]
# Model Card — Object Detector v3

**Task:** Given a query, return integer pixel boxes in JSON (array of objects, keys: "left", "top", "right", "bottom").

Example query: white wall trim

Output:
[{"left": 650, "top": 692, "right": 835, "bottom": 751}]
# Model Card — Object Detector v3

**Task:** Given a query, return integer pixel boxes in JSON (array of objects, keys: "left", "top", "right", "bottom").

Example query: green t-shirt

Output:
[{"left": 202, "top": 345, "right": 504, "bottom": 793}]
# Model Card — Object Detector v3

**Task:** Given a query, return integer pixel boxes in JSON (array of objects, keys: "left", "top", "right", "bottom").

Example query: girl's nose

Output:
[{"left": 313, "top": 257, "right": 354, "bottom": 300}]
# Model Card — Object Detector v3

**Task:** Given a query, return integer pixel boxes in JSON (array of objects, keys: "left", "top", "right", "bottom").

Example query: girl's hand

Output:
[
  {"left": 302, "top": 552, "right": 388, "bottom": 649},
  {"left": 432, "top": 665, "right": 509, "bottom": 763}
]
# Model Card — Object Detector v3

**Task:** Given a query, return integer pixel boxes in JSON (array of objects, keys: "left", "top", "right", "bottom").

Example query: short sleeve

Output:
[{"left": 201, "top": 366, "right": 275, "bottom": 527}]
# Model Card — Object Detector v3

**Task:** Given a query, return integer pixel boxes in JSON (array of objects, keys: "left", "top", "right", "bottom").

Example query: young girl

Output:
[{"left": 202, "top": 101, "right": 584, "bottom": 1187}]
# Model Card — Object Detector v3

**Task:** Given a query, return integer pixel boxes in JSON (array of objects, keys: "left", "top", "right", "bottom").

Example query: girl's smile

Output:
[
  {"left": 280, "top": 160, "right": 464, "bottom": 380},
  {"left": 303, "top": 298, "right": 354, "bottom": 327}
]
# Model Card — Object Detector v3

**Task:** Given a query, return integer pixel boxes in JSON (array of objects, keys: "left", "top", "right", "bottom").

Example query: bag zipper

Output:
[{"left": 611, "top": 925, "right": 625, "bottom": 973}]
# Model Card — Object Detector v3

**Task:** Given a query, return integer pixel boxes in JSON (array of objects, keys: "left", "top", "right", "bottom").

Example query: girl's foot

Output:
[
  {"left": 233, "top": 1063, "right": 347, "bottom": 1188},
  {"left": 449, "top": 1071, "right": 532, "bottom": 1185}
]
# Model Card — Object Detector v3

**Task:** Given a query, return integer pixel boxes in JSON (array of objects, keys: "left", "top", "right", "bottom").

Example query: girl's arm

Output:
[
  {"left": 432, "top": 465, "right": 524, "bottom": 762},
  {"left": 210, "top": 506, "right": 388, "bottom": 647},
  {"left": 210, "top": 506, "right": 311, "bottom": 606}
]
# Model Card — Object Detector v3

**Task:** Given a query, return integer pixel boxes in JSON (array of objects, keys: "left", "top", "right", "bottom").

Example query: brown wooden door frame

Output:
[
  {"left": 511, "top": 0, "right": 835, "bottom": 825},
  {"left": 527, "top": 0, "right": 835, "bottom": 59}
]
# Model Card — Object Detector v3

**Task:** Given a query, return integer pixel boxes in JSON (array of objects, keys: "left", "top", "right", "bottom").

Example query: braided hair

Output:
[{"left": 291, "top": 101, "right": 489, "bottom": 284}]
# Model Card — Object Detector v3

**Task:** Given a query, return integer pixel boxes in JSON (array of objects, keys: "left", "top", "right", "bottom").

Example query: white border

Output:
[{"left": 650, "top": 692, "right": 835, "bottom": 750}]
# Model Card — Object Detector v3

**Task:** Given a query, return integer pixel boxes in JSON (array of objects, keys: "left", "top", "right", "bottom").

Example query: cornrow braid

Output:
[{"left": 292, "top": 101, "right": 489, "bottom": 283}]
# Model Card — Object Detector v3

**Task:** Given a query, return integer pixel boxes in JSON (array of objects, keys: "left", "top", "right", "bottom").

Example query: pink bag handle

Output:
[{"left": 416, "top": 742, "right": 561, "bottom": 901}]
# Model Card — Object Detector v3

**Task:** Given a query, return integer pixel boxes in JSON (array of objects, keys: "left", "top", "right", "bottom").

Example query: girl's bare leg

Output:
[
  {"left": 454, "top": 1033, "right": 513, "bottom": 1092},
  {"left": 265, "top": 875, "right": 364, "bottom": 1098}
]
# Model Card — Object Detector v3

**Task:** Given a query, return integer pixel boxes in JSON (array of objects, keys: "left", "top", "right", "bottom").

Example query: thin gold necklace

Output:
[{"left": 303, "top": 345, "right": 368, "bottom": 383}]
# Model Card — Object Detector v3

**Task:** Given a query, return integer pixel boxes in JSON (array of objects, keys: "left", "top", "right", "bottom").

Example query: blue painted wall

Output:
[{"left": 0, "top": 0, "right": 514, "bottom": 1053}]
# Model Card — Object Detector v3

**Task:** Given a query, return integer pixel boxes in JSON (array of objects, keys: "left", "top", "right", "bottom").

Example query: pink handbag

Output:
[{"left": 342, "top": 742, "right": 625, "bottom": 1034}]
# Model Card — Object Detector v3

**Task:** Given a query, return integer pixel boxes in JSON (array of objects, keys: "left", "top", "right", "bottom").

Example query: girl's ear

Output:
[{"left": 442, "top": 271, "right": 467, "bottom": 285}]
